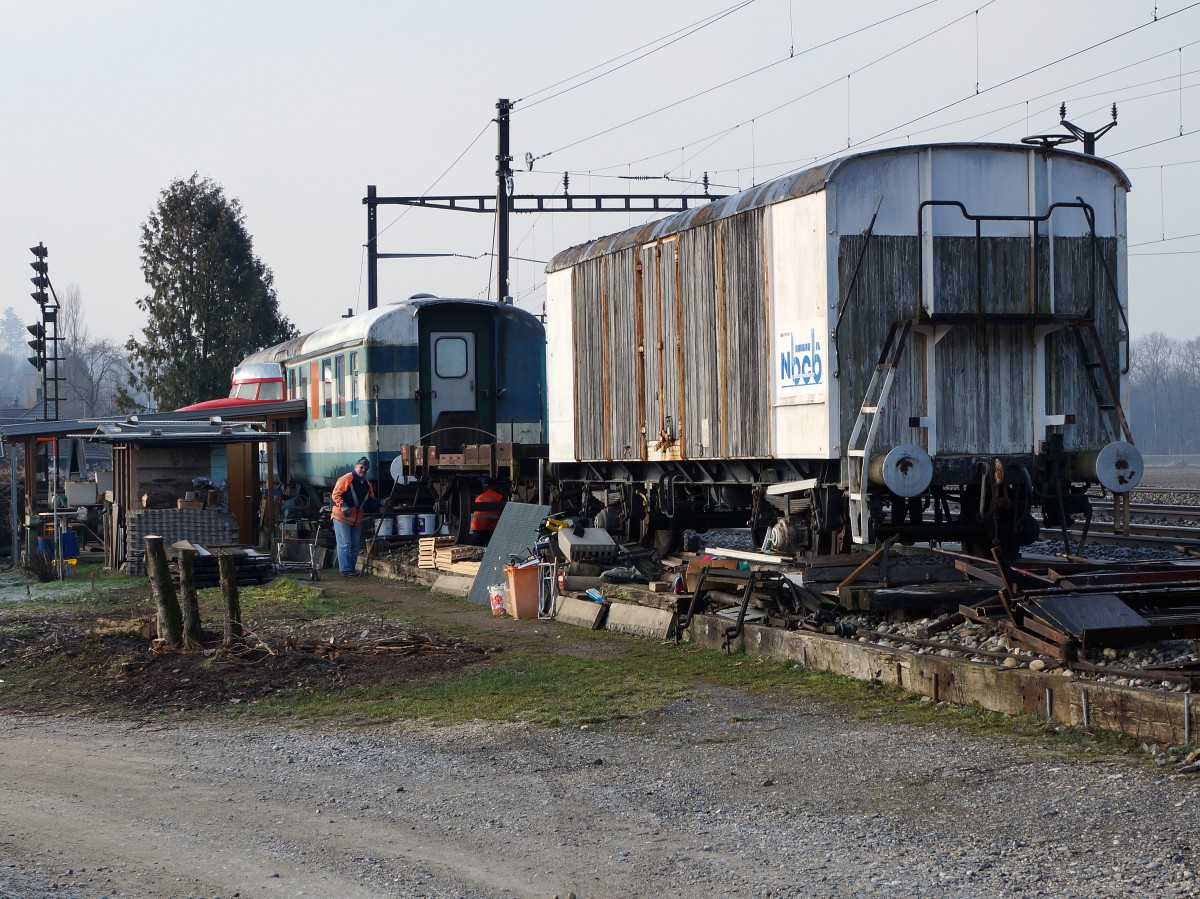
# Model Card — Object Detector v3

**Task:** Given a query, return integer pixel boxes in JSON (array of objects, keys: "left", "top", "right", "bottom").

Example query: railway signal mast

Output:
[{"left": 27, "top": 242, "right": 61, "bottom": 420}]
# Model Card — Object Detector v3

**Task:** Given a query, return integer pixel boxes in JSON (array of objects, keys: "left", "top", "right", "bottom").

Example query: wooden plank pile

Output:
[
  {"left": 417, "top": 536, "right": 483, "bottom": 576},
  {"left": 418, "top": 536, "right": 455, "bottom": 570}
]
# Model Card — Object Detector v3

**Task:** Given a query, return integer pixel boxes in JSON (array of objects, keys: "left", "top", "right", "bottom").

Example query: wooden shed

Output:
[{"left": 2, "top": 405, "right": 299, "bottom": 570}]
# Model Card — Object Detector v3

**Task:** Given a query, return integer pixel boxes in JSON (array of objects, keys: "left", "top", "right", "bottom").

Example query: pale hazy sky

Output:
[{"left": 3, "top": 0, "right": 1199, "bottom": 346}]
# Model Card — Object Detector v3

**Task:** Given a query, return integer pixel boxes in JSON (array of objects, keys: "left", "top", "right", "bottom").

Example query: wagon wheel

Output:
[{"left": 446, "top": 479, "right": 474, "bottom": 544}]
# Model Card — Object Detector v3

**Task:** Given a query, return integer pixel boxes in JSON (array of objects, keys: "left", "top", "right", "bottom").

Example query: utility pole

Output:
[
  {"left": 362, "top": 97, "right": 728, "bottom": 310},
  {"left": 496, "top": 98, "right": 513, "bottom": 303},
  {"left": 366, "top": 185, "right": 378, "bottom": 312}
]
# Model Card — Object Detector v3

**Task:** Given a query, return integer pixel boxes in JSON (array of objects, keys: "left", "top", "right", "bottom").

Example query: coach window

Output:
[
  {"left": 335, "top": 355, "right": 346, "bottom": 417},
  {"left": 299, "top": 368, "right": 308, "bottom": 405},
  {"left": 321, "top": 359, "right": 333, "bottom": 419},
  {"left": 350, "top": 352, "right": 360, "bottom": 416},
  {"left": 435, "top": 337, "right": 468, "bottom": 378}
]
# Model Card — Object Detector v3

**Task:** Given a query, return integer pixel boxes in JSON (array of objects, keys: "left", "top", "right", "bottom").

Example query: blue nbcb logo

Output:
[{"left": 780, "top": 329, "right": 823, "bottom": 387}]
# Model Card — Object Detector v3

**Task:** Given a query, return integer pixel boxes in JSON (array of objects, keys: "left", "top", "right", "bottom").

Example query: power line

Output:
[
  {"left": 694, "top": 40, "right": 1200, "bottom": 182},
  {"left": 516, "top": 1, "right": 757, "bottom": 112},
  {"left": 1131, "top": 231, "right": 1200, "bottom": 247},
  {"left": 1109, "top": 125, "right": 1200, "bottom": 156},
  {"left": 371, "top": 118, "right": 493, "bottom": 244},
  {"left": 838, "top": 1, "right": 1200, "bottom": 159},
  {"left": 532, "top": 0, "right": 947, "bottom": 163}
]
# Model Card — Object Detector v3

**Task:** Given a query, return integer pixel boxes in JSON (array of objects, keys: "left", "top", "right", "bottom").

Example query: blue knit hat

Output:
[{"left": 355, "top": 456, "right": 369, "bottom": 470}]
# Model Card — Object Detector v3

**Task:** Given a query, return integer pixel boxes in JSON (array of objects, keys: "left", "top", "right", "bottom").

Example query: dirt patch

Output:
[{"left": 0, "top": 579, "right": 496, "bottom": 714}]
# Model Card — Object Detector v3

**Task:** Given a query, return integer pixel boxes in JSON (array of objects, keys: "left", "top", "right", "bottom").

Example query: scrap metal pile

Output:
[{"left": 682, "top": 539, "right": 1200, "bottom": 692}]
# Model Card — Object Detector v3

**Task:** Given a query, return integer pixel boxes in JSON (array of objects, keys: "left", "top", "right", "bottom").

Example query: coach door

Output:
[
  {"left": 429, "top": 331, "right": 476, "bottom": 423},
  {"left": 419, "top": 304, "right": 496, "bottom": 444}
]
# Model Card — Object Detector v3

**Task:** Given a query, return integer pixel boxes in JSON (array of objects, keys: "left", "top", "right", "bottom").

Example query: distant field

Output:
[{"left": 1141, "top": 463, "right": 1200, "bottom": 489}]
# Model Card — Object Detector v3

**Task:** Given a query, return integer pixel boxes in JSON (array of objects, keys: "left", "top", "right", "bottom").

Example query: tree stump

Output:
[
  {"left": 177, "top": 548, "right": 203, "bottom": 646},
  {"left": 218, "top": 553, "right": 242, "bottom": 646},
  {"left": 145, "top": 535, "right": 182, "bottom": 648}
]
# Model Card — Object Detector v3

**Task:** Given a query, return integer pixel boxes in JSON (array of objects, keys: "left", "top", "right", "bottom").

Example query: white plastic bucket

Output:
[
  {"left": 395, "top": 514, "right": 416, "bottom": 536},
  {"left": 416, "top": 513, "right": 438, "bottom": 534},
  {"left": 377, "top": 517, "right": 395, "bottom": 537}
]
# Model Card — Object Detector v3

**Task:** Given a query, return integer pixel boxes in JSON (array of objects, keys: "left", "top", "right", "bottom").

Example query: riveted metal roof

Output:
[{"left": 545, "top": 143, "right": 1131, "bottom": 272}]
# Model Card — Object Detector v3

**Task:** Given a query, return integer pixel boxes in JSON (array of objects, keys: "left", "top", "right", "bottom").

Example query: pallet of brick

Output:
[{"left": 125, "top": 509, "right": 238, "bottom": 567}]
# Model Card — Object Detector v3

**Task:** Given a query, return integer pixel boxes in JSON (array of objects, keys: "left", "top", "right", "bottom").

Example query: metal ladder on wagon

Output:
[
  {"left": 1069, "top": 319, "right": 1135, "bottom": 533},
  {"left": 845, "top": 320, "right": 914, "bottom": 545}
]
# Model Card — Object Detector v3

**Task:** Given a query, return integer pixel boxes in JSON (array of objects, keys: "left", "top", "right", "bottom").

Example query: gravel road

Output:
[{"left": 2, "top": 689, "right": 1198, "bottom": 899}]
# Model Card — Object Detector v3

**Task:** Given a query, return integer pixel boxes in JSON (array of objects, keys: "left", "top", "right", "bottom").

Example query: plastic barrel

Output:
[
  {"left": 416, "top": 513, "right": 438, "bottom": 534},
  {"left": 395, "top": 514, "right": 416, "bottom": 536},
  {"left": 36, "top": 532, "right": 79, "bottom": 559}
]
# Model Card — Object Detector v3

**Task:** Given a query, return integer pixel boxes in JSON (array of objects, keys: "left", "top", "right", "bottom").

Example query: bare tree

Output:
[
  {"left": 56, "top": 285, "right": 128, "bottom": 419},
  {"left": 1130, "top": 332, "right": 1174, "bottom": 452}
]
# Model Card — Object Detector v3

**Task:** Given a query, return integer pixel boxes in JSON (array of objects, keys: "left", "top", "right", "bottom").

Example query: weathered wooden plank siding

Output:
[
  {"left": 719, "top": 210, "right": 770, "bottom": 457},
  {"left": 660, "top": 240, "right": 683, "bottom": 448},
  {"left": 572, "top": 258, "right": 606, "bottom": 460},
  {"left": 836, "top": 235, "right": 926, "bottom": 452},
  {"left": 680, "top": 227, "right": 721, "bottom": 457},
  {"left": 1048, "top": 236, "right": 1123, "bottom": 448},
  {"left": 640, "top": 245, "right": 663, "bottom": 451},
  {"left": 603, "top": 248, "right": 640, "bottom": 460},
  {"left": 838, "top": 234, "right": 1118, "bottom": 456}
]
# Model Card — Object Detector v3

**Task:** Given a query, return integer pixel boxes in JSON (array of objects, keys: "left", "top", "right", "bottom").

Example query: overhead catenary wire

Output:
[
  {"left": 824, "top": 1, "right": 1200, "bottom": 166},
  {"left": 576, "top": 2, "right": 1200, "bottom": 189},
  {"left": 515, "top": 0, "right": 758, "bottom": 112},
  {"left": 693, "top": 40, "right": 1200, "bottom": 182},
  {"left": 529, "top": 0, "right": 947, "bottom": 164}
]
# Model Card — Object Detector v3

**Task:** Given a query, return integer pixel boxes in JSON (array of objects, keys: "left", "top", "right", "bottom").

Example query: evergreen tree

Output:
[
  {"left": 0, "top": 308, "right": 27, "bottom": 356},
  {"left": 120, "top": 174, "right": 297, "bottom": 410}
]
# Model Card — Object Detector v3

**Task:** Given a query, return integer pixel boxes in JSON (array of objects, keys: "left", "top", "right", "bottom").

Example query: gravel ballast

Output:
[{"left": 2, "top": 693, "right": 1198, "bottom": 899}]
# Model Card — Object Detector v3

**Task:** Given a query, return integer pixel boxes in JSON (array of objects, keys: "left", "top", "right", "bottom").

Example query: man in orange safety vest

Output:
[{"left": 469, "top": 480, "right": 505, "bottom": 546}]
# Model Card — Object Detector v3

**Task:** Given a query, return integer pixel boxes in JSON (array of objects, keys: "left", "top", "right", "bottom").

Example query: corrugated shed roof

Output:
[{"left": 1, "top": 400, "right": 306, "bottom": 441}]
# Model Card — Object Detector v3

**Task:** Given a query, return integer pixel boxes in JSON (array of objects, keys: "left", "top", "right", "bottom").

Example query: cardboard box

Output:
[
  {"left": 464, "top": 444, "right": 493, "bottom": 467},
  {"left": 684, "top": 558, "right": 739, "bottom": 593},
  {"left": 177, "top": 499, "right": 205, "bottom": 510}
]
